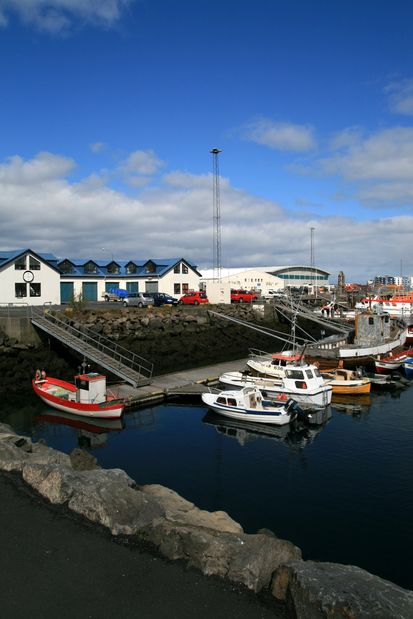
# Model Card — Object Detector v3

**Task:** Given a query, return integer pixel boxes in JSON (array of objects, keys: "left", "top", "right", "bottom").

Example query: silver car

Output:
[{"left": 123, "top": 293, "right": 154, "bottom": 308}]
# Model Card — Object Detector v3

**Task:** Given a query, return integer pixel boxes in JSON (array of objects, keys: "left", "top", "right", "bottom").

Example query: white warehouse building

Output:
[{"left": 201, "top": 265, "right": 330, "bottom": 293}]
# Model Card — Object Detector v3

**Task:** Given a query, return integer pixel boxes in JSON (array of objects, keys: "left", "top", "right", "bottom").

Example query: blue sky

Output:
[{"left": 1, "top": 0, "right": 413, "bottom": 282}]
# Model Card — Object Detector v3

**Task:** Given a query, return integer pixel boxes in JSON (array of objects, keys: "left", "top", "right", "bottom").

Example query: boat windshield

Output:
[{"left": 285, "top": 369, "right": 304, "bottom": 380}]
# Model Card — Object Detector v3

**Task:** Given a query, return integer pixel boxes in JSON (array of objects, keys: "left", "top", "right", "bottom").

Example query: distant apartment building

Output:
[{"left": 374, "top": 275, "right": 412, "bottom": 289}]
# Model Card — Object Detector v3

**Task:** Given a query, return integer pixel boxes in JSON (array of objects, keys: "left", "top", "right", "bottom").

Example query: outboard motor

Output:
[{"left": 286, "top": 399, "right": 310, "bottom": 423}]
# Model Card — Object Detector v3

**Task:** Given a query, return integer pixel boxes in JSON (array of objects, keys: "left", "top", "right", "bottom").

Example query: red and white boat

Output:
[
  {"left": 374, "top": 349, "right": 413, "bottom": 374},
  {"left": 32, "top": 371, "right": 125, "bottom": 419},
  {"left": 356, "top": 293, "right": 413, "bottom": 319}
]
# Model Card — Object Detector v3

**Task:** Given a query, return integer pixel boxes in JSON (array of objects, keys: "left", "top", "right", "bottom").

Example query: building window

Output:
[
  {"left": 107, "top": 262, "right": 120, "bottom": 274},
  {"left": 30, "top": 283, "right": 41, "bottom": 297},
  {"left": 182, "top": 283, "right": 189, "bottom": 293},
  {"left": 126, "top": 263, "right": 137, "bottom": 274},
  {"left": 15, "top": 256, "right": 26, "bottom": 270},
  {"left": 84, "top": 261, "right": 97, "bottom": 274},
  {"left": 29, "top": 256, "right": 41, "bottom": 270},
  {"left": 182, "top": 264, "right": 188, "bottom": 274},
  {"left": 174, "top": 283, "right": 181, "bottom": 294},
  {"left": 59, "top": 260, "right": 74, "bottom": 274},
  {"left": 15, "top": 283, "right": 27, "bottom": 297},
  {"left": 146, "top": 261, "right": 156, "bottom": 273},
  {"left": 174, "top": 264, "right": 180, "bottom": 274}
]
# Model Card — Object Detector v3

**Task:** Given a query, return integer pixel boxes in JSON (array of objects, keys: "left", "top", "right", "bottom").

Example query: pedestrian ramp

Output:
[{"left": 30, "top": 307, "right": 153, "bottom": 387}]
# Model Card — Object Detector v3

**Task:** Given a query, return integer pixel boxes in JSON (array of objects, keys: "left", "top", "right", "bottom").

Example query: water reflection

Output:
[
  {"left": 34, "top": 408, "right": 125, "bottom": 448},
  {"left": 202, "top": 409, "right": 331, "bottom": 450},
  {"left": 331, "top": 394, "right": 372, "bottom": 416}
]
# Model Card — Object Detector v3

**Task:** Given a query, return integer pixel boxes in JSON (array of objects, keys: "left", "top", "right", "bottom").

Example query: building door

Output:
[
  {"left": 82, "top": 282, "right": 97, "bottom": 301},
  {"left": 60, "top": 282, "right": 74, "bottom": 304},
  {"left": 127, "top": 282, "right": 139, "bottom": 293},
  {"left": 105, "top": 281, "right": 119, "bottom": 292},
  {"left": 145, "top": 280, "right": 158, "bottom": 293}
]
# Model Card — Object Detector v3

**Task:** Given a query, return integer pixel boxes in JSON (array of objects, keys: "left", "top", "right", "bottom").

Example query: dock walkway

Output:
[{"left": 112, "top": 358, "right": 248, "bottom": 408}]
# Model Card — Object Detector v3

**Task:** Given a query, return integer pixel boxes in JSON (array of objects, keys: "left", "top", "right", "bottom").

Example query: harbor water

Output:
[{"left": 2, "top": 383, "right": 413, "bottom": 591}]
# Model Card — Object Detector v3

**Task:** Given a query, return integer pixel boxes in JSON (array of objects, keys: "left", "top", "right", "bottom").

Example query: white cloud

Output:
[
  {"left": 242, "top": 117, "right": 317, "bottom": 152},
  {"left": 117, "top": 149, "right": 165, "bottom": 187},
  {"left": 311, "top": 127, "right": 413, "bottom": 208},
  {"left": 120, "top": 150, "right": 164, "bottom": 176},
  {"left": 386, "top": 79, "right": 413, "bottom": 116},
  {"left": 320, "top": 128, "right": 413, "bottom": 181},
  {"left": 0, "top": 152, "right": 75, "bottom": 184},
  {"left": 90, "top": 142, "right": 107, "bottom": 154},
  {"left": 0, "top": 0, "right": 134, "bottom": 33},
  {"left": 1, "top": 150, "right": 413, "bottom": 281}
]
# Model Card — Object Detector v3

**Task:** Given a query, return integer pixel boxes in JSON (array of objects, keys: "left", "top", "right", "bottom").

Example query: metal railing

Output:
[{"left": 30, "top": 306, "right": 153, "bottom": 383}]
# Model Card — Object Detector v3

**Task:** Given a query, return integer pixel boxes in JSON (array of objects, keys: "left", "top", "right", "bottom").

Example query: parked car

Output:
[
  {"left": 143, "top": 292, "right": 179, "bottom": 307},
  {"left": 262, "top": 289, "right": 288, "bottom": 302},
  {"left": 101, "top": 287, "right": 129, "bottom": 302},
  {"left": 230, "top": 289, "right": 259, "bottom": 303},
  {"left": 122, "top": 292, "right": 154, "bottom": 308},
  {"left": 178, "top": 291, "right": 209, "bottom": 305}
]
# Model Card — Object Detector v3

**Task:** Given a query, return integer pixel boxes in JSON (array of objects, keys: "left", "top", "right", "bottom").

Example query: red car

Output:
[
  {"left": 179, "top": 291, "right": 209, "bottom": 305},
  {"left": 230, "top": 289, "right": 258, "bottom": 303}
]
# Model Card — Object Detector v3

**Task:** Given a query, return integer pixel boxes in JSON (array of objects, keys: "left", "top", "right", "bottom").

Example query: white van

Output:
[{"left": 263, "top": 289, "right": 287, "bottom": 301}]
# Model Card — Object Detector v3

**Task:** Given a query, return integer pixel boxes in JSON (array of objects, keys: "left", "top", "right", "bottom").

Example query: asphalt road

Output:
[{"left": 0, "top": 473, "right": 286, "bottom": 619}]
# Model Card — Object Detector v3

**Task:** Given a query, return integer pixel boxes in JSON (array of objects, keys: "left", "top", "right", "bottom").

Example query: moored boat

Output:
[
  {"left": 374, "top": 349, "right": 413, "bottom": 374},
  {"left": 246, "top": 351, "right": 302, "bottom": 378},
  {"left": 32, "top": 370, "right": 125, "bottom": 419},
  {"left": 219, "top": 362, "right": 332, "bottom": 409},
  {"left": 402, "top": 359, "right": 413, "bottom": 378},
  {"left": 201, "top": 386, "right": 306, "bottom": 426},
  {"left": 321, "top": 368, "right": 371, "bottom": 395}
]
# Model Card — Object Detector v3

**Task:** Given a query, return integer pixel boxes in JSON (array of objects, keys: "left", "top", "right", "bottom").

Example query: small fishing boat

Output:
[
  {"left": 219, "top": 362, "right": 332, "bottom": 409},
  {"left": 201, "top": 386, "right": 306, "bottom": 425},
  {"left": 374, "top": 349, "right": 413, "bottom": 374},
  {"left": 402, "top": 359, "right": 413, "bottom": 378},
  {"left": 32, "top": 370, "right": 125, "bottom": 419},
  {"left": 246, "top": 351, "right": 302, "bottom": 379},
  {"left": 321, "top": 368, "right": 371, "bottom": 395}
]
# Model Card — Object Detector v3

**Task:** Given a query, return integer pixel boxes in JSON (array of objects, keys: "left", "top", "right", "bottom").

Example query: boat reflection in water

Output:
[
  {"left": 35, "top": 408, "right": 125, "bottom": 448},
  {"left": 331, "top": 393, "right": 371, "bottom": 416},
  {"left": 202, "top": 408, "right": 331, "bottom": 450}
]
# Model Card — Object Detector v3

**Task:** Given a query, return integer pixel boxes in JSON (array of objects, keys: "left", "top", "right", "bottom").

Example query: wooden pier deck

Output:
[{"left": 111, "top": 358, "right": 248, "bottom": 409}]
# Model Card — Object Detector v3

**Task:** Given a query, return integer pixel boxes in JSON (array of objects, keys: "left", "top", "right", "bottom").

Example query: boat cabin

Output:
[
  {"left": 216, "top": 387, "right": 263, "bottom": 409},
  {"left": 334, "top": 368, "right": 357, "bottom": 381},
  {"left": 283, "top": 365, "right": 322, "bottom": 390},
  {"left": 270, "top": 353, "right": 302, "bottom": 367},
  {"left": 74, "top": 373, "right": 107, "bottom": 404}
]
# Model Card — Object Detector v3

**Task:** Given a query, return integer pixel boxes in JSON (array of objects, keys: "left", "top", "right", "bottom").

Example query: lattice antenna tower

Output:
[
  {"left": 210, "top": 148, "right": 222, "bottom": 281},
  {"left": 310, "top": 226, "right": 316, "bottom": 297}
]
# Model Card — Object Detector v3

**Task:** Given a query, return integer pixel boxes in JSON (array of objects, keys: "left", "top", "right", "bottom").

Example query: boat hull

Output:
[
  {"left": 219, "top": 374, "right": 332, "bottom": 409},
  {"left": 328, "top": 382, "right": 371, "bottom": 395},
  {"left": 32, "top": 379, "right": 124, "bottom": 419},
  {"left": 402, "top": 362, "right": 413, "bottom": 378},
  {"left": 201, "top": 392, "right": 293, "bottom": 425}
]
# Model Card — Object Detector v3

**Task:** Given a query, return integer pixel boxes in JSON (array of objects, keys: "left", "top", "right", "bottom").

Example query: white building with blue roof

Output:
[
  {"left": 0, "top": 249, "right": 61, "bottom": 305},
  {"left": 0, "top": 249, "right": 202, "bottom": 305}
]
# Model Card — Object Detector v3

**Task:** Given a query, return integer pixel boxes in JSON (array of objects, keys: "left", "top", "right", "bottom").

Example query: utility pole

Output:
[
  {"left": 310, "top": 227, "right": 316, "bottom": 297},
  {"left": 210, "top": 148, "right": 222, "bottom": 282}
]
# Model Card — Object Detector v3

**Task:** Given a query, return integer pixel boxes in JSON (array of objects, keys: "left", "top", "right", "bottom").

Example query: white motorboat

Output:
[
  {"left": 201, "top": 386, "right": 306, "bottom": 426},
  {"left": 246, "top": 351, "right": 302, "bottom": 379},
  {"left": 219, "top": 363, "right": 332, "bottom": 409}
]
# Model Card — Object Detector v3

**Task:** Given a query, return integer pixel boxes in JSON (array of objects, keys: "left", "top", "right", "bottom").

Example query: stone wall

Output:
[{"left": 61, "top": 304, "right": 293, "bottom": 375}]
